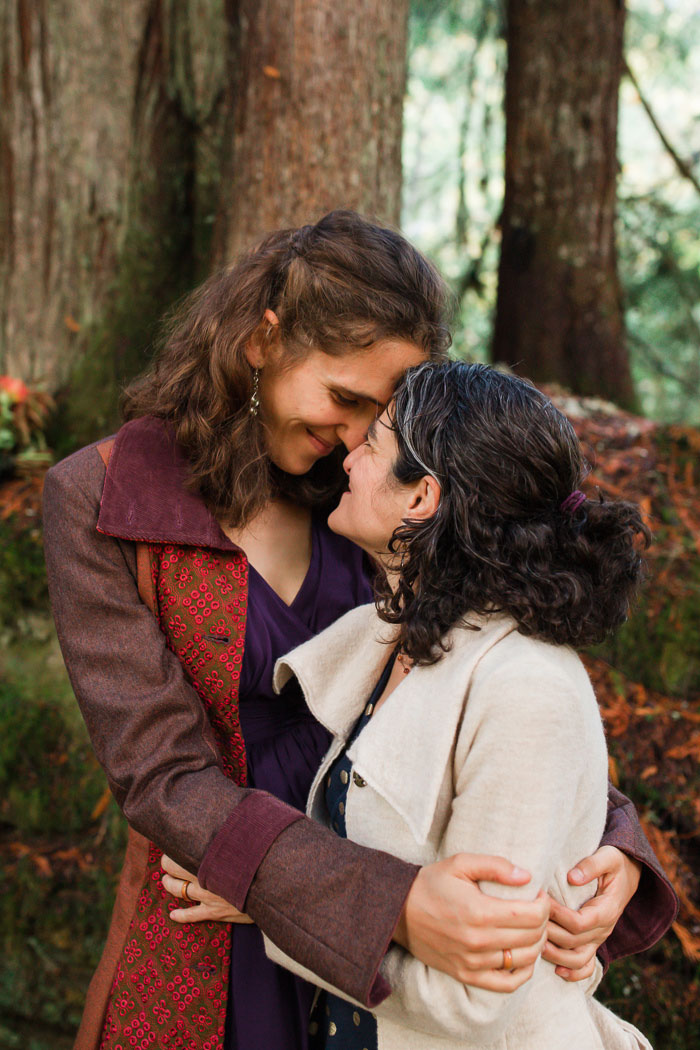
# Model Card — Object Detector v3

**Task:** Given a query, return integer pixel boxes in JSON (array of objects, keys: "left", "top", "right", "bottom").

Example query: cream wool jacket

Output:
[{"left": 264, "top": 604, "right": 653, "bottom": 1050}]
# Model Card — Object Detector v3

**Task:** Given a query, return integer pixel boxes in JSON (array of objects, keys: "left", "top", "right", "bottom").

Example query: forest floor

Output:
[{"left": 1, "top": 393, "right": 699, "bottom": 1049}]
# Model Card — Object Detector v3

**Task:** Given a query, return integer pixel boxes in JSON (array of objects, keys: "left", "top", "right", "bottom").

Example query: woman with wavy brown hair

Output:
[{"left": 44, "top": 214, "right": 675, "bottom": 1050}]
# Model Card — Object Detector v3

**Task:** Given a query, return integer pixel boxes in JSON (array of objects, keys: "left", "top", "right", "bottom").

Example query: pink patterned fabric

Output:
[{"left": 99, "top": 543, "right": 248, "bottom": 1050}]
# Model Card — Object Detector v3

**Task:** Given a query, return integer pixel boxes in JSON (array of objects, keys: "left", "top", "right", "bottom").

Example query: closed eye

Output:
[{"left": 332, "top": 391, "right": 360, "bottom": 407}]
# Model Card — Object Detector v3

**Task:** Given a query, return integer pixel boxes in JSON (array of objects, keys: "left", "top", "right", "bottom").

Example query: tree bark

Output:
[
  {"left": 0, "top": 1, "right": 227, "bottom": 414},
  {"left": 213, "top": 0, "right": 409, "bottom": 264},
  {"left": 493, "top": 0, "right": 635, "bottom": 408},
  {"left": 0, "top": 0, "right": 147, "bottom": 389}
]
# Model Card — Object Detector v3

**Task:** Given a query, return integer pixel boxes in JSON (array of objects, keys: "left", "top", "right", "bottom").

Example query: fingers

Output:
[
  {"left": 466, "top": 888, "right": 551, "bottom": 935},
  {"left": 400, "top": 858, "right": 549, "bottom": 983},
  {"left": 567, "top": 845, "right": 621, "bottom": 886},
  {"left": 547, "top": 897, "right": 611, "bottom": 943},
  {"left": 169, "top": 902, "right": 255, "bottom": 925},
  {"left": 542, "top": 937, "right": 597, "bottom": 970},
  {"left": 162, "top": 872, "right": 201, "bottom": 904},
  {"left": 161, "top": 853, "right": 198, "bottom": 882},
  {"left": 465, "top": 929, "right": 547, "bottom": 974},
  {"left": 449, "top": 853, "right": 532, "bottom": 887},
  {"left": 170, "top": 903, "right": 214, "bottom": 924},
  {"left": 554, "top": 955, "right": 597, "bottom": 982},
  {"left": 161, "top": 872, "right": 253, "bottom": 924},
  {"left": 458, "top": 962, "right": 537, "bottom": 992},
  {"left": 547, "top": 900, "right": 595, "bottom": 941},
  {"left": 440, "top": 927, "right": 548, "bottom": 982}
]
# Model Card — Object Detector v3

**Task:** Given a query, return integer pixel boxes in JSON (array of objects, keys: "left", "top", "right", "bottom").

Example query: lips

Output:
[{"left": 306, "top": 429, "right": 334, "bottom": 455}]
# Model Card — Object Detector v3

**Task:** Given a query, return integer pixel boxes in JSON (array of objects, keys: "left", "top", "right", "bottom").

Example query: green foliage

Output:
[
  {"left": 0, "top": 853, "right": 120, "bottom": 1038},
  {"left": 596, "top": 572, "right": 700, "bottom": 699},
  {"left": 0, "top": 640, "right": 127, "bottom": 1042},
  {"left": 0, "top": 520, "right": 48, "bottom": 632},
  {"left": 0, "top": 392, "right": 15, "bottom": 452},
  {"left": 0, "top": 668, "right": 100, "bottom": 837},
  {"left": 602, "top": 426, "right": 700, "bottom": 697},
  {"left": 621, "top": 195, "right": 700, "bottom": 426},
  {"left": 404, "top": 0, "right": 700, "bottom": 425},
  {"left": 598, "top": 942, "right": 700, "bottom": 1050},
  {"left": 593, "top": 480, "right": 700, "bottom": 696},
  {"left": 0, "top": 382, "right": 55, "bottom": 479}
]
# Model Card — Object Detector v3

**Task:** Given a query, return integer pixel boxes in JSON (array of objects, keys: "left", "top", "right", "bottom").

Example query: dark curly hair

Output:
[
  {"left": 122, "top": 210, "right": 451, "bottom": 526},
  {"left": 378, "top": 361, "right": 650, "bottom": 664}
]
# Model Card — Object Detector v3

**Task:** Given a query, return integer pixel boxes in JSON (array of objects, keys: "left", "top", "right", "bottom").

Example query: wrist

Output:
[{"left": 392, "top": 900, "right": 409, "bottom": 948}]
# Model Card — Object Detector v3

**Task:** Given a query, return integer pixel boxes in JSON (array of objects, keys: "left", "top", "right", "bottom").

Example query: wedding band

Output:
[
  {"left": 180, "top": 880, "right": 192, "bottom": 902},
  {"left": 502, "top": 948, "right": 513, "bottom": 970}
]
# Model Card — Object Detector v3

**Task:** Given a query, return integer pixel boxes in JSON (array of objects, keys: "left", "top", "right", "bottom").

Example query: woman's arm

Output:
[
  {"left": 42, "top": 448, "right": 548, "bottom": 1007},
  {"left": 544, "top": 787, "right": 678, "bottom": 979}
]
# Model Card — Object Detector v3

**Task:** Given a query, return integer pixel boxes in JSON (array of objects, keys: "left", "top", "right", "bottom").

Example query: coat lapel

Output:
[
  {"left": 273, "top": 604, "right": 396, "bottom": 736},
  {"left": 347, "top": 617, "right": 516, "bottom": 843},
  {"left": 97, "top": 416, "right": 236, "bottom": 548},
  {"left": 275, "top": 605, "right": 517, "bottom": 844}
]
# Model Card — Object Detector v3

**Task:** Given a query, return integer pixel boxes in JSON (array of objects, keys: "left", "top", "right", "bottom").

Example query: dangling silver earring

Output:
[{"left": 250, "top": 368, "right": 260, "bottom": 417}]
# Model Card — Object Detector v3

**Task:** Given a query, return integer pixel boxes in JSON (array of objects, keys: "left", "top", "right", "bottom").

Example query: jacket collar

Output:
[
  {"left": 274, "top": 605, "right": 517, "bottom": 843},
  {"left": 97, "top": 416, "right": 237, "bottom": 549}
]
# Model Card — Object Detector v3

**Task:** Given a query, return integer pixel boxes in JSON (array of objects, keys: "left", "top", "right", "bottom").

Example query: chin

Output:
[
  {"left": 327, "top": 505, "right": 360, "bottom": 546},
  {"left": 326, "top": 505, "right": 345, "bottom": 535},
  {"left": 283, "top": 462, "right": 313, "bottom": 476},
  {"left": 274, "top": 452, "right": 319, "bottom": 476}
]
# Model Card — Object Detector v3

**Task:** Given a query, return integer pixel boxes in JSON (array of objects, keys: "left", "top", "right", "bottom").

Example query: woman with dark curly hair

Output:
[{"left": 248, "top": 360, "right": 659, "bottom": 1048}]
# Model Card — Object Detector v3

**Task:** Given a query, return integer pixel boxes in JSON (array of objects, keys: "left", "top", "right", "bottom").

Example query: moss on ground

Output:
[{"left": 1, "top": 633, "right": 127, "bottom": 1044}]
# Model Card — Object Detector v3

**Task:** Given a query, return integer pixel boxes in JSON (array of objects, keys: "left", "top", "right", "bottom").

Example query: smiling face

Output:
[
  {"left": 253, "top": 339, "right": 426, "bottom": 475},
  {"left": 327, "top": 408, "right": 441, "bottom": 561}
]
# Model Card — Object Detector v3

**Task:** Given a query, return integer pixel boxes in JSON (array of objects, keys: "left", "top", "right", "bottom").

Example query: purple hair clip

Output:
[{"left": 560, "top": 490, "right": 587, "bottom": 514}]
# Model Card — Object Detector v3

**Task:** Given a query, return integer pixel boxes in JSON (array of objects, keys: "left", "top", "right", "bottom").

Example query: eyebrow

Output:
[{"left": 366, "top": 418, "right": 378, "bottom": 444}]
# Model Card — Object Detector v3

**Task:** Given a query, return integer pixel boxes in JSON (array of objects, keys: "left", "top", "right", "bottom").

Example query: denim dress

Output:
[{"left": 309, "top": 653, "right": 399, "bottom": 1050}]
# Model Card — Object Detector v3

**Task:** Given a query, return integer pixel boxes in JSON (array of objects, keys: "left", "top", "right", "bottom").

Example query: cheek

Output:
[{"left": 366, "top": 477, "right": 399, "bottom": 532}]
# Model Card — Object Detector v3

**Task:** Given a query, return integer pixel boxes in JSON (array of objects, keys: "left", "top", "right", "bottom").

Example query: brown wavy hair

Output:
[
  {"left": 379, "top": 361, "right": 651, "bottom": 664},
  {"left": 122, "top": 210, "right": 452, "bottom": 526}
]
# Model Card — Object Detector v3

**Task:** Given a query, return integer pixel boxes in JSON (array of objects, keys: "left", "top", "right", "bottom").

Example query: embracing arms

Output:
[
  {"left": 42, "top": 447, "right": 676, "bottom": 1008},
  {"left": 42, "top": 447, "right": 545, "bottom": 1003},
  {"left": 263, "top": 656, "right": 630, "bottom": 1042}
]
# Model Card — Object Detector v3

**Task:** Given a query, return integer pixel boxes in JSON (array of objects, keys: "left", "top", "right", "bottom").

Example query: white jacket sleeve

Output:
[{"left": 374, "top": 656, "right": 606, "bottom": 1043}]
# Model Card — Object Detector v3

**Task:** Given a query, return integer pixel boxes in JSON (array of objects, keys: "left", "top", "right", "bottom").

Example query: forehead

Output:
[
  {"left": 367, "top": 409, "right": 398, "bottom": 454},
  {"left": 315, "top": 340, "right": 425, "bottom": 404}
]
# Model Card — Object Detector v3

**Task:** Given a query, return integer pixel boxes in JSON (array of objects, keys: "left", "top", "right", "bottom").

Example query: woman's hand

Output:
[
  {"left": 393, "top": 854, "right": 550, "bottom": 992},
  {"left": 161, "top": 854, "right": 255, "bottom": 925},
  {"left": 543, "top": 846, "right": 642, "bottom": 980}
]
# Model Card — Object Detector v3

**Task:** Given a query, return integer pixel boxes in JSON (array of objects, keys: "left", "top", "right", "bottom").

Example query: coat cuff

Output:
[
  {"left": 198, "top": 792, "right": 304, "bottom": 909},
  {"left": 597, "top": 786, "right": 679, "bottom": 969},
  {"left": 598, "top": 858, "right": 679, "bottom": 971}
]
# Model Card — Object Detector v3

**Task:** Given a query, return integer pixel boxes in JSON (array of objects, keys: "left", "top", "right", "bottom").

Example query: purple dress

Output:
[{"left": 224, "top": 515, "right": 373, "bottom": 1050}]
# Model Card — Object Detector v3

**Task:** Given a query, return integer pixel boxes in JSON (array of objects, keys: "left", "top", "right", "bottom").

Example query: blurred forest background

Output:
[{"left": 0, "top": 0, "right": 698, "bottom": 1047}]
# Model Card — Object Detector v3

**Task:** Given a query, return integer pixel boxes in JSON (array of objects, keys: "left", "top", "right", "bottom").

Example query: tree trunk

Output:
[
  {"left": 0, "top": 0, "right": 228, "bottom": 436},
  {"left": 213, "top": 0, "right": 409, "bottom": 264},
  {"left": 492, "top": 0, "right": 635, "bottom": 408},
  {"left": 0, "top": 0, "right": 147, "bottom": 390}
]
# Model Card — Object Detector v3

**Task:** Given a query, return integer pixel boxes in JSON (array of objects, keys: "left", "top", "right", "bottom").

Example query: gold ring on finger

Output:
[
  {"left": 502, "top": 948, "right": 513, "bottom": 970},
  {"left": 181, "top": 880, "right": 192, "bottom": 902}
]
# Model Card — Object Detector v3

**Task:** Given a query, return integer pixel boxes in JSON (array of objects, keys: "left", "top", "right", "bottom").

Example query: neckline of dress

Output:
[{"left": 246, "top": 514, "right": 320, "bottom": 612}]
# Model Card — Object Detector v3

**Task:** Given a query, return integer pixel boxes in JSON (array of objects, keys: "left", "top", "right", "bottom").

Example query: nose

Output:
[
  {"left": 339, "top": 407, "right": 376, "bottom": 452},
  {"left": 342, "top": 444, "right": 363, "bottom": 474}
]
